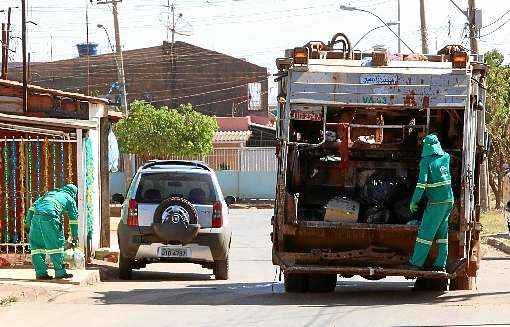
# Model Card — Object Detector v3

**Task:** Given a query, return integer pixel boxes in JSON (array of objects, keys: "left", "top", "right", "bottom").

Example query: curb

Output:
[{"left": 486, "top": 237, "right": 510, "bottom": 255}]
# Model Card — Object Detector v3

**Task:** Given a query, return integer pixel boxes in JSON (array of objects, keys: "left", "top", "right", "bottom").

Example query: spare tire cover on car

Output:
[{"left": 152, "top": 197, "right": 200, "bottom": 244}]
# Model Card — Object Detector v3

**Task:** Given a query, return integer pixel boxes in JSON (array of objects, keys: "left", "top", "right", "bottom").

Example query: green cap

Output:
[
  {"left": 421, "top": 134, "right": 445, "bottom": 157},
  {"left": 61, "top": 184, "right": 78, "bottom": 197}
]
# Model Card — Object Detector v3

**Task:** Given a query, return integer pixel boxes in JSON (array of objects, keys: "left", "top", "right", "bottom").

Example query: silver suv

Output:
[{"left": 117, "top": 160, "right": 232, "bottom": 280}]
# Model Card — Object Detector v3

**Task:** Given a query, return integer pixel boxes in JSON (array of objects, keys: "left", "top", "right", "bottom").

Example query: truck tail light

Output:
[
  {"left": 212, "top": 201, "right": 223, "bottom": 228},
  {"left": 452, "top": 52, "right": 468, "bottom": 68},
  {"left": 293, "top": 47, "right": 308, "bottom": 65},
  {"left": 127, "top": 199, "right": 139, "bottom": 226}
]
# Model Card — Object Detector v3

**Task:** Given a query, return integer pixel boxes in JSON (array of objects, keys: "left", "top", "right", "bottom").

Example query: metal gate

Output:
[{"left": 0, "top": 136, "right": 77, "bottom": 267}]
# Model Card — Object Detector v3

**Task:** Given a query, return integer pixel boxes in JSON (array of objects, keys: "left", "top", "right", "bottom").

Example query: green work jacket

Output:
[{"left": 24, "top": 189, "right": 79, "bottom": 237}]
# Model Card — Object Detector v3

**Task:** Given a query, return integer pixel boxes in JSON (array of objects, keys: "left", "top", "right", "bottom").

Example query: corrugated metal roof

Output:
[
  {"left": 0, "top": 79, "right": 109, "bottom": 104},
  {"left": 213, "top": 131, "right": 251, "bottom": 142},
  {"left": 0, "top": 112, "right": 97, "bottom": 129}
]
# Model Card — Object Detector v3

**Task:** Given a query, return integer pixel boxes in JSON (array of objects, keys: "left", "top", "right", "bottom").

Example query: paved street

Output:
[{"left": 2, "top": 209, "right": 510, "bottom": 327}]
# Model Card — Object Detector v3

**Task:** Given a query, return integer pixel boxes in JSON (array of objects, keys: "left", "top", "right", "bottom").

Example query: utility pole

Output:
[
  {"left": 112, "top": 1, "right": 128, "bottom": 114},
  {"left": 86, "top": 1, "right": 91, "bottom": 96},
  {"left": 468, "top": 0, "right": 479, "bottom": 54},
  {"left": 1, "top": 7, "right": 11, "bottom": 79},
  {"left": 419, "top": 0, "right": 429, "bottom": 53},
  {"left": 5, "top": 7, "right": 11, "bottom": 79},
  {"left": 21, "top": 0, "right": 27, "bottom": 113},
  {"left": 467, "top": 0, "right": 488, "bottom": 210},
  {"left": 1, "top": 23, "right": 6, "bottom": 79},
  {"left": 97, "top": 0, "right": 128, "bottom": 114},
  {"left": 397, "top": 0, "right": 401, "bottom": 53}
]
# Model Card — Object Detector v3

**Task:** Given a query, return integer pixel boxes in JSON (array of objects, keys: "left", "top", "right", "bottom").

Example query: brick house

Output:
[{"left": 10, "top": 41, "right": 269, "bottom": 117}]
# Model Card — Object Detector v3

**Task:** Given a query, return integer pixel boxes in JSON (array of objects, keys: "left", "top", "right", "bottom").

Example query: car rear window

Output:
[{"left": 135, "top": 172, "right": 217, "bottom": 205}]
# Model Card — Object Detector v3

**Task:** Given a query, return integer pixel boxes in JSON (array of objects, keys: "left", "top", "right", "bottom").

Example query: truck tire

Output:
[
  {"left": 413, "top": 278, "right": 448, "bottom": 292},
  {"left": 213, "top": 256, "right": 229, "bottom": 280},
  {"left": 308, "top": 274, "right": 337, "bottom": 293},
  {"left": 284, "top": 273, "right": 308, "bottom": 293},
  {"left": 450, "top": 275, "right": 476, "bottom": 290},
  {"left": 118, "top": 254, "right": 133, "bottom": 280}
]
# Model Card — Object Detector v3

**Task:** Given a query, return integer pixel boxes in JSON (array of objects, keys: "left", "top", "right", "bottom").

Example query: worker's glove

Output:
[
  {"left": 71, "top": 236, "right": 79, "bottom": 248},
  {"left": 409, "top": 203, "right": 419, "bottom": 214}
]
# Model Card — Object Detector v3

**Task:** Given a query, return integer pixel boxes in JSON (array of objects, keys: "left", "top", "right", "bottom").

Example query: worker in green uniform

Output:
[
  {"left": 24, "top": 184, "right": 79, "bottom": 280},
  {"left": 406, "top": 134, "right": 454, "bottom": 272}
]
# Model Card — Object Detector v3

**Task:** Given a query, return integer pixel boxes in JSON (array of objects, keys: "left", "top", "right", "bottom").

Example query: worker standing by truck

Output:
[
  {"left": 406, "top": 134, "right": 454, "bottom": 272},
  {"left": 24, "top": 184, "right": 79, "bottom": 280}
]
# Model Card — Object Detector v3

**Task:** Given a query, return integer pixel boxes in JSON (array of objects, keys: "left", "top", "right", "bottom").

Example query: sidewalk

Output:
[
  {"left": 0, "top": 268, "right": 100, "bottom": 286},
  {"left": 0, "top": 268, "right": 100, "bottom": 306}
]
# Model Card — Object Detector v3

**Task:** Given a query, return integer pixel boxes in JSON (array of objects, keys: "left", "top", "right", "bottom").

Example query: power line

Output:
[
  {"left": 480, "top": 16, "right": 510, "bottom": 38},
  {"left": 482, "top": 8, "right": 510, "bottom": 29}
]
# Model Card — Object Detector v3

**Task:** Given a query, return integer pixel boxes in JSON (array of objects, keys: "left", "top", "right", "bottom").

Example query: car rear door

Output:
[{"left": 135, "top": 170, "right": 215, "bottom": 228}]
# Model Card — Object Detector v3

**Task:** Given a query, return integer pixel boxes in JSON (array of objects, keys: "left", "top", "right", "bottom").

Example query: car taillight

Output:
[
  {"left": 212, "top": 201, "right": 223, "bottom": 228},
  {"left": 127, "top": 199, "right": 139, "bottom": 226}
]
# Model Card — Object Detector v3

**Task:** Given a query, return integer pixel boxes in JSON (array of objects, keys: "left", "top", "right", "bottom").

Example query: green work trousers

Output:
[
  {"left": 409, "top": 203, "right": 453, "bottom": 269},
  {"left": 29, "top": 214, "right": 67, "bottom": 278}
]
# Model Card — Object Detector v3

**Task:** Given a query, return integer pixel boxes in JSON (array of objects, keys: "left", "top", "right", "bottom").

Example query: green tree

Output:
[
  {"left": 114, "top": 100, "right": 218, "bottom": 160},
  {"left": 485, "top": 50, "right": 510, "bottom": 209}
]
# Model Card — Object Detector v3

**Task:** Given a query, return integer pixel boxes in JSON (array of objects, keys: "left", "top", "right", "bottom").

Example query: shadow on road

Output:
[
  {"left": 90, "top": 278, "right": 510, "bottom": 307},
  {"left": 91, "top": 262, "right": 213, "bottom": 282},
  {"left": 482, "top": 257, "right": 510, "bottom": 261}
]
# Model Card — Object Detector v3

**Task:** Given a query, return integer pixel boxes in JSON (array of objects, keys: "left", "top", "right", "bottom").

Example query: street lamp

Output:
[
  {"left": 353, "top": 23, "right": 399, "bottom": 49},
  {"left": 97, "top": 24, "right": 115, "bottom": 53},
  {"left": 339, "top": 5, "right": 415, "bottom": 53}
]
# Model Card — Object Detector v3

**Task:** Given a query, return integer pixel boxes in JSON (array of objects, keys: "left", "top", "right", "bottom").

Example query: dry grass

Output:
[
  {"left": 481, "top": 210, "right": 507, "bottom": 236},
  {"left": 0, "top": 295, "right": 17, "bottom": 306}
]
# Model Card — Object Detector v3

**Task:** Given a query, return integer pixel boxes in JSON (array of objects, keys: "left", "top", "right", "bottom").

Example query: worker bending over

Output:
[
  {"left": 25, "top": 184, "right": 79, "bottom": 280},
  {"left": 406, "top": 134, "right": 454, "bottom": 272}
]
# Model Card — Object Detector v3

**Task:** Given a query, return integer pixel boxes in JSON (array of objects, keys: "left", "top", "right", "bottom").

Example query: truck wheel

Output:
[
  {"left": 413, "top": 278, "right": 448, "bottom": 292},
  {"left": 118, "top": 254, "right": 133, "bottom": 280},
  {"left": 308, "top": 274, "right": 337, "bottom": 293},
  {"left": 450, "top": 275, "right": 476, "bottom": 290},
  {"left": 213, "top": 256, "right": 229, "bottom": 280},
  {"left": 284, "top": 273, "right": 308, "bottom": 293}
]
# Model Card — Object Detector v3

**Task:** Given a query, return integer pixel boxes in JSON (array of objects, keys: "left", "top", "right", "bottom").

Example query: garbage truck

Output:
[{"left": 272, "top": 33, "right": 488, "bottom": 292}]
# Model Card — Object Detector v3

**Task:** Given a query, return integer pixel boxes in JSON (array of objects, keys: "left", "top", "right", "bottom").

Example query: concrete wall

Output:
[
  {"left": 110, "top": 171, "right": 126, "bottom": 196},
  {"left": 110, "top": 170, "right": 276, "bottom": 200},
  {"left": 216, "top": 171, "right": 276, "bottom": 200}
]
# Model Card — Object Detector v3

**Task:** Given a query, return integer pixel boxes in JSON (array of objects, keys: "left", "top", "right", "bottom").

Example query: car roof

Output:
[
  {"left": 139, "top": 160, "right": 214, "bottom": 175},
  {"left": 141, "top": 166, "right": 212, "bottom": 174}
]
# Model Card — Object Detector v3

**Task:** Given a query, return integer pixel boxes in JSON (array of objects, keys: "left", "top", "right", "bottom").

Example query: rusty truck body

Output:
[{"left": 272, "top": 33, "right": 488, "bottom": 292}]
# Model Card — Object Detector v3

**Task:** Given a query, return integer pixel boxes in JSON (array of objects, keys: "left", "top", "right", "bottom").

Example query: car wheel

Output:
[
  {"left": 118, "top": 254, "right": 133, "bottom": 280},
  {"left": 308, "top": 274, "right": 337, "bottom": 293},
  {"left": 284, "top": 273, "right": 308, "bottom": 293},
  {"left": 213, "top": 256, "right": 229, "bottom": 280}
]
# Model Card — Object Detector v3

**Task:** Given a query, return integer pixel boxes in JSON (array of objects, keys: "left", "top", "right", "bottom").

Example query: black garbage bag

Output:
[
  {"left": 364, "top": 205, "right": 391, "bottom": 224},
  {"left": 297, "top": 206, "right": 326, "bottom": 221},
  {"left": 390, "top": 198, "right": 414, "bottom": 224},
  {"left": 362, "top": 171, "right": 409, "bottom": 207}
]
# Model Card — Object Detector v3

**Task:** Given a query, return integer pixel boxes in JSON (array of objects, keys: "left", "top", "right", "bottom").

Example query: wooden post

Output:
[{"left": 99, "top": 117, "right": 110, "bottom": 247}]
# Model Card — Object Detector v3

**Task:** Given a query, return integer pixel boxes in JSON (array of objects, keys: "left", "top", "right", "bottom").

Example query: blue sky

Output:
[{"left": 2, "top": 0, "right": 509, "bottom": 104}]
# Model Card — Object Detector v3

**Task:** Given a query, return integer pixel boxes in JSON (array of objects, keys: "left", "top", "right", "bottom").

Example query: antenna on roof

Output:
[{"left": 162, "top": 1, "right": 193, "bottom": 43}]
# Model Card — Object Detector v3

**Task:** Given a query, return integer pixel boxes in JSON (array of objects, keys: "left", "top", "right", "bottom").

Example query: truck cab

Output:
[{"left": 272, "top": 33, "right": 488, "bottom": 292}]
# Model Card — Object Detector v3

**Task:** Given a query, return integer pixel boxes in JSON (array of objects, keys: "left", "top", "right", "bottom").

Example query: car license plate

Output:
[{"left": 158, "top": 247, "right": 191, "bottom": 258}]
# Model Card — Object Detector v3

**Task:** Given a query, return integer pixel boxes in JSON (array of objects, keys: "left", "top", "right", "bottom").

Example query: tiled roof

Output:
[
  {"left": 213, "top": 131, "right": 252, "bottom": 142},
  {"left": 216, "top": 116, "right": 251, "bottom": 131}
]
